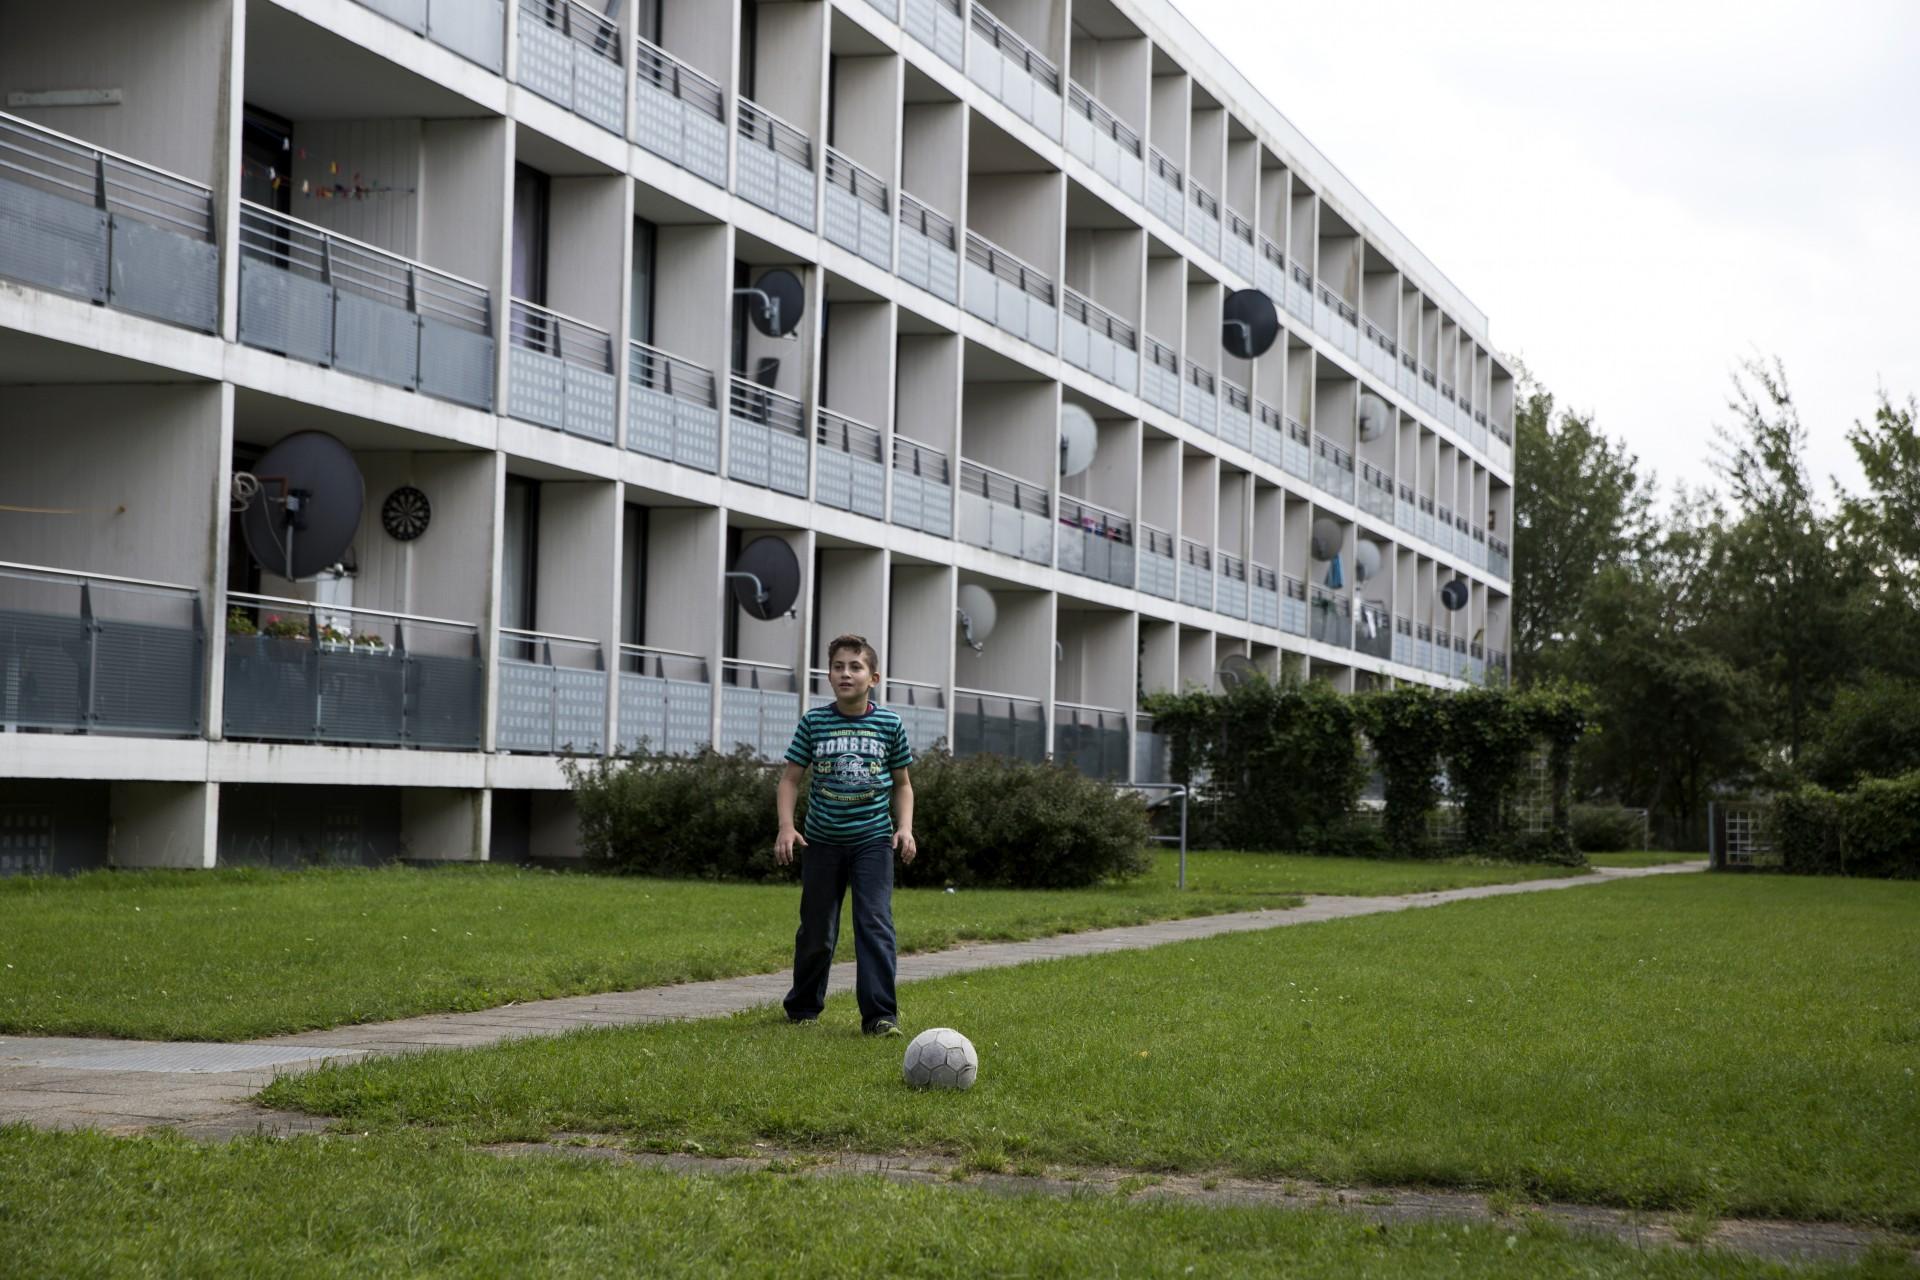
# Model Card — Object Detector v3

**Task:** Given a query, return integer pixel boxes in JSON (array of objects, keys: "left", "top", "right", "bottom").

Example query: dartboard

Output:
[{"left": 380, "top": 486, "right": 431, "bottom": 542}]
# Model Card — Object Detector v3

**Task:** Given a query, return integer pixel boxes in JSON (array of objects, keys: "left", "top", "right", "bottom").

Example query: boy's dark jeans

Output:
[{"left": 783, "top": 837, "right": 897, "bottom": 1029}]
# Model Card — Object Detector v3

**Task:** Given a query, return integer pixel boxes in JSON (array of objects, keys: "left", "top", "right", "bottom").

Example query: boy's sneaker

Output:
[
  {"left": 864, "top": 1019, "right": 903, "bottom": 1038},
  {"left": 787, "top": 1015, "right": 820, "bottom": 1026}
]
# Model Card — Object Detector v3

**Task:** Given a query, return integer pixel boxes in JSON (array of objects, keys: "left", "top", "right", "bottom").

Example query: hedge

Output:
[{"left": 1773, "top": 771, "right": 1920, "bottom": 879}]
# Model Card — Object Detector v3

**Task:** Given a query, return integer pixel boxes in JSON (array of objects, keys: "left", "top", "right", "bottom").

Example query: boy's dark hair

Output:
[{"left": 827, "top": 633, "right": 880, "bottom": 672}]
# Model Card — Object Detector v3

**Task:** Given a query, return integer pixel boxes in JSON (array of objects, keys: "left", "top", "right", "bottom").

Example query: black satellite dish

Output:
[
  {"left": 1221, "top": 288, "right": 1280, "bottom": 360},
  {"left": 728, "top": 536, "right": 801, "bottom": 620},
  {"left": 239, "top": 430, "right": 365, "bottom": 580},
  {"left": 1440, "top": 577, "right": 1470, "bottom": 612},
  {"left": 740, "top": 268, "right": 805, "bottom": 338}
]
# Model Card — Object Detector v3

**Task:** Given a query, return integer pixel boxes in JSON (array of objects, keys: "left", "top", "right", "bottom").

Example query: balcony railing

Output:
[
  {"left": 963, "top": 230, "right": 1056, "bottom": 351},
  {"left": 1313, "top": 434, "right": 1357, "bottom": 503},
  {"left": 0, "top": 111, "right": 217, "bottom": 332},
  {"left": 1145, "top": 146, "right": 1184, "bottom": 232},
  {"left": 224, "top": 593, "right": 480, "bottom": 749},
  {"left": 891, "top": 436, "right": 954, "bottom": 537},
  {"left": 1065, "top": 81, "right": 1143, "bottom": 199},
  {"left": 728, "top": 377, "right": 809, "bottom": 496},
  {"left": 952, "top": 687, "right": 1046, "bottom": 763},
  {"left": 1179, "top": 538, "right": 1213, "bottom": 610},
  {"left": 816, "top": 408, "right": 886, "bottom": 519},
  {"left": 1358, "top": 460, "right": 1394, "bottom": 522},
  {"left": 1418, "top": 494, "right": 1437, "bottom": 544},
  {"left": 825, "top": 147, "right": 892, "bottom": 269},
  {"left": 1249, "top": 562, "right": 1281, "bottom": 629},
  {"left": 1287, "top": 260, "right": 1315, "bottom": 323},
  {"left": 1398, "top": 348, "right": 1420, "bottom": 399},
  {"left": 1488, "top": 535, "right": 1511, "bottom": 580},
  {"left": 968, "top": 3, "right": 1062, "bottom": 140},
  {"left": 1137, "top": 522, "right": 1177, "bottom": 600},
  {"left": 498, "top": 628, "right": 605, "bottom": 754},
  {"left": 633, "top": 36, "right": 728, "bottom": 185},
  {"left": 958, "top": 459, "right": 1051, "bottom": 564},
  {"left": 1187, "top": 178, "right": 1222, "bottom": 260},
  {"left": 1436, "top": 503, "right": 1455, "bottom": 553},
  {"left": 1134, "top": 711, "right": 1169, "bottom": 783},
  {"left": 1281, "top": 574, "right": 1309, "bottom": 636},
  {"left": 350, "top": 0, "right": 502, "bottom": 71},
  {"left": 901, "top": 0, "right": 965, "bottom": 69},
  {"left": 720, "top": 658, "right": 799, "bottom": 760},
  {"left": 508, "top": 298, "right": 616, "bottom": 442},
  {"left": 896, "top": 192, "right": 958, "bottom": 303},
  {"left": 1054, "top": 700, "right": 1128, "bottom": 780},
  {"left": 627, "top": 340, "right": 719, "bottom": 471},
  {"left": 736, "top": 97, "right": 815, "bottom": 229},
  {"left": 1218, "top": 378, "right": 1252, "bottom": 452},
  {"left": 1392, "top": 613, "right": 1414, "bottom": 666},
  {"left": 1396, "top": 480, "right": 1419, "bottom": 531},
  {"left": 1255, "top": 233, "right": 1288, "bottom": 301},
  {"left": 238, "top": 202, "right": 493, "bottom": 408},
  {"left": 1181, "top": 360, "right": 1218, "bottom": 435},
  {"left": 1061, "top": 287, "right": 1138, "bottom": 393},
  {"left": 616, "top": 645, "right": 710, "bottom": 756},
  {"left": 1415, "top": 620, "right": 1434, "bottom": 671},
  {"left": 1057, "top": 495, "right": 1134, "bottom": 588},
  {"left": 1360, "top": 317, "right": 1397, "bottom": 381},
  {"left": 1309, "top": 585, "right": 1352, "bottom": 648},
  {"left": 1141, "top": 334, "right": 1181, "bottom": 415},
  {"left": 883, "top": 676, "right": 948, "bottom": 753},
  {"left": 1315, "top": 283, "right": 1359, "bottom": 357},
  {"left": 518, "top": 0, "right": 624, "bottom": 133},
  {"left": 1216, "top": 552, "right": 1248, "bottom": 619},
  {"left": 1223, "top": 207, "right": 1256, "bottom": 280},
  {"left": 1355, "top": 598, "right": 1391, "bottom": 660},
  {"left": 0, "top": 562, "right": 202, "bottom": 739}
]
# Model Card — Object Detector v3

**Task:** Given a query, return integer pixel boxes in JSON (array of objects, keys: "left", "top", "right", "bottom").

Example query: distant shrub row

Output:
[{"left": 1769, "top": 770, "right": 1920, "bottom": 879}]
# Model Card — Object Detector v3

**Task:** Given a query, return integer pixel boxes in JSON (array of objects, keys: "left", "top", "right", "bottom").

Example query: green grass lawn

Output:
[
  {"left": 0, "top": 854, "right": 1593, "bottom": 1042},
  {"left": 1588, "top": 852, "right": 1709, "bottom": 868},
  {"left": 267, "top": 874, "right": 1920, "bottom": 1227},
  {"left": 0, "top": 1127, "right": 1895, "bottom": 1279}
]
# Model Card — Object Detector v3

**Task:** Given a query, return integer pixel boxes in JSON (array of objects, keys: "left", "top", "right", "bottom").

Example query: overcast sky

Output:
[{"left": 1172, "top": 0, "right": 1920, "bottom": 504}]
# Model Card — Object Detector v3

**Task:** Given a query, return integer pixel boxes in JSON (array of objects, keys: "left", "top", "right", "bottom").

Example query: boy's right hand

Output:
[{"left": 774, "top": 826, "right": 807, "bottom": 865}]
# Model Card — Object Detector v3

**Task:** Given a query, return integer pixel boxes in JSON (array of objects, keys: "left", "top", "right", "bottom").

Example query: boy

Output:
[{"left": 774, "top": 634, "right": 916, "bottom": 1035}]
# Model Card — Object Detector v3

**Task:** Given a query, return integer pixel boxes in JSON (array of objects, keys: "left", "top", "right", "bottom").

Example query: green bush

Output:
[
  {"left": 567, "top": 748, "right": 790, "bottom": 881},
  {"left": 1804, "top": 674, "right": 1920, "bottom": 789},
  {"left": 1356, "top": 686, "right": 1449, "bottom": 858},
  {"left": 1770, "top": 785, "right": 1841, "bottom": 875},
  {"left": 1439, "top": 688, "right": 1537, "bottom": 856},
  {"left": 1570, "top": 804, "right": 1645, "bottom": 853},
  {"left": 1836, "top": 771, "right": 1920, "bottom": 878},
  {"left": 904, "top": 749, "right": 1152, "bottom": 889}
]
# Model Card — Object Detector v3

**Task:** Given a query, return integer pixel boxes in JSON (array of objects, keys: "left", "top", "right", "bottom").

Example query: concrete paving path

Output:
[{"left": 0, "top": 861, "right": 1702, "bottom": 1140}]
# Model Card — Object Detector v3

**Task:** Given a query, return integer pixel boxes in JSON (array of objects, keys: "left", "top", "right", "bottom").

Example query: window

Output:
[
  {"left": 240, "top": 106, "right": 293, "bottom": 215},
  {"left": 621, "top": 505, "right": 649, "bottom": 646},
  {"left": 511, "top": 164, "right": 550, "bottom": 307},
  {"left": 630, "top": 217, "right": 657, "bottom": 347},
  {"left": 502, "top": 477, "right": 540, "bottom": 632}
]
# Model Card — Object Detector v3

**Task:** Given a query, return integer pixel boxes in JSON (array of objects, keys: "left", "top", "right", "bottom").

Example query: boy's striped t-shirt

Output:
[{"left": 785, "top": 702, "right": 914, "bottom": 843}]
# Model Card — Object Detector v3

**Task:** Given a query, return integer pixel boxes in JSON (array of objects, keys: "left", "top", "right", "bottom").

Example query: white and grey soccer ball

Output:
[{"left": 902, "top": 1027, "right": 978, "bottom": 1091}]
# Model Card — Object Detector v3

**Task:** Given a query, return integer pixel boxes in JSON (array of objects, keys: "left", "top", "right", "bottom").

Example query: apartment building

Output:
[{"left": 0, "top": 0, "right": 1517, "bottom": 872}]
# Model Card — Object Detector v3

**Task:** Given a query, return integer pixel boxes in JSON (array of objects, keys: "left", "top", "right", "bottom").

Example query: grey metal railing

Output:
[
  {"left": 1281, "top": 574, "right": 1308, "bottom": 636},
  {"left": 890, "top": 435, "right": 954, "bottom": 537},
  {"left": 883, "top": 676, "right": 947, "bottom": 752},
  {"left": 1358, "top": 459, "right": 1394, "bottom": 521},
  {"left": 627, "top": 339, "right": 719, "bottom": 471},
  {"left": 498, "top": 628, "right": 605, "bottom": 754},
  {"left": 1310, "top": 584, "right": 1352, "bottom": 648},
  {"left": 728, "top": 377, "right": 809, "bottom": 496},
  {"left": 1137, "top": 522, "right": 1178, "bottom": 599},
  {"left": 896, "top": 191, "right": 958, "bottom": 302},
  {"left": 1313, "top": 433, "right": 1357, "bottom": 502},
  {"left": 350, "top": 0, "right": 503, "bottom": 71},
  {"left": 816, "top": 408, "right": 887, "bottom": 519},
  {"left": 825, "top": 147, "right": 892, "bottom": 269},
  {"left": 1179, "top": 538, "right": 1213, "bottom": 610},
  {"left": 1146, "top": 145, "right": 1184, "bottom": 230},
  {"left": 1065, "top": 82, "right": 1144, "bottom": 199},
  {"left": 970, "top": 4, "right": 1059, "bottom": 91},
  {"left": 1141, "top": 333, "right": 1181, "bottom": 414},
  {"left": 1250, "top": 561, "right": 1281, "bottom": 628},
  {"left": 1488, "top": 535, "right": 1511, "bottom": 579},
  {"left": 1053, "top": 700, "right": 1129, "bottom": 780},
  {"left": 1187, "top": 177, "right": 1222, "bottom": 259},
  {"left": 736, "top": 97, "right": 815, "bottom": 229},
  {"left": 633, "top": 36, "right": 728, "bottom": 184},
  {"left": 0, "top": 111, "right": 218, "bottom": 331},
  {"left": 1182, "top": 360, "right": 1218, "bottom": 435},
  {"left": 1356, "top": 598, "right": 1391, "bottom": 659},
  {"left": 226, "top": 592, "right": 482, "bottom": 749},
  {"left": 952, "top": 686, "right": 1046, "bottom": 763},
  {"left": 238, "top": 201, "right": 493, "bottom": 408},
  {"left": 617, "top": 643, "right": 710, "bottom": 756},
  {"left": 1286, "top": 257, "right": 1314, "bottom": 322},
  {"left": 1218, "top": 378, "right": 1252, "bottom": 451},
  {"left": 0, "top": 562, "right": 203, "bottom": 738},
  {"left": 1061, "top": 286, "right": 1139, "bottom": 393},
  {"left": 963, "top": 229, "right": 1056, "bottom": 350},
  {"left": 720, "top": 657, "right": 800, "bottom": 760},
  {"left": 1215, "top": 551, "right": 1248, "bottom": 619},
  {"left": 1056, "top": 494, "right": 1135, "bottom": 588},
  {"left": 958, "top": 458, "right": 1052, "bottom": 563},
  {"left": 508, "top": 297, "right": 616, "bottom": 442},
  {"left": 969, "top": 3, "right": 1062, "bottom": 139},
  {"left": 518, "top": 0, "right": 625, "bottom": 132},
  {"left": 902, "top": 0, "right": 965, "bottom": 69},
  {"left": 1223, "top": 206, "right": 1255, "bottom": 278},
  {"left": 1062, "top": 287, "right": 1137, "bottom": 349}
]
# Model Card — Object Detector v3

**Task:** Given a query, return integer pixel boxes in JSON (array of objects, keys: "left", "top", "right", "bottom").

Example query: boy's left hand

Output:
[{"left": 893, "top": 829, "right": 917, "bottom": 865}]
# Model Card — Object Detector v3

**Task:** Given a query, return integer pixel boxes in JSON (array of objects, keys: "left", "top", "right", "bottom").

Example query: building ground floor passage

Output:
[{"left": 0, "top": 0, "right": 1515, "bottom": 872}]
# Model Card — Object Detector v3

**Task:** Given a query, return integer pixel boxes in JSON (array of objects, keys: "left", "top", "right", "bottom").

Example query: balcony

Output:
[
  {"left": 627, "top": 340, "right": 720, "bottom": 472},
  {"left": 1490, "top": 421, "right": 1514, "bottom": 472},
  {"left": 1134, "top": 711, "right": 1169, "bottom": 782},
  {"left": 1471, "top": 524, "right": 1489, "bottom": 571},
  {"left": 1137, "top": 523, "right": 1177, "bottom": 600},
  {"left": 508, "top": 299, "right": 616, "bottom": 442},
  {"left": 1285, "top": 260, "right": 1314, "bottom": 326},
  {"left": 1452, "top": 634, "right": 1471, "bottom": 681},
  {"left": 1178, "top": 539, "right": 1213, "bottom": 610},
  {"left": 1255, "top": 234, "right": 1287, "bottom": 303},
  {"left": 1145, "top": 146, "right": 1184, "bottom": 235},
  {"left": 1061, "top": 288, "right": 1138, "bottom": 396},
  {"left": 225, "top": 594, "right": 482, "bottom": 749},
  {"left": 720, "top": 659, "right": 799, "bottom": 760},
  {"left": 824, "top": 148, "right": 893, "bottom": 271},
  {"left": 616, "top": 645, "right": 710, "bottom": 756},
  {"left": 1141, "top": 335, "right": 1181, "bottom": 416},
  {"left": 890, "top": 437, "right": 954, "bottom": 537},
  {"left": 727, "top": 377, "right": 809, "bottom": 497},
  {"left": 1223, "top": 207, "right": 1255, "bottom": 282},
  {"left": 0, "top": 562, "right": 201, "bottom": 739},
  {"left": 958, "top": 460, "right": 1051, "bottom": 565},
  {"left": 1486, "top": 647, "right": 1508, "bottom": 683},
  {"left": 1215, "top": 552, "right": 1248, "bottom": 620},
  {"left": 1469, "top": 640, "right": 1486, "bottom": 685},
  {"left": 1356, "top": 598, "right": 1391, "bottom": 660},
  {"left": 884, "top": 677, "right": 948, "bottom": 753},
  {"left": 897, "top": 193, "right": 959, "bottom": 304},
  {"left": 1489, "top": 536, "right": 1511, "bottom": 580},
  {"left": 518, "top": 0, "right": 625, "bottom": 133},
  {"left": 350, "top": 0, "right": 502, "bottom": 71},
  {"left": 1056, "top": 496, "right": 1135, "bottom": 588},
  {"left": 967, "top": 4, "right": 1062, "bottom": 141},
  {"left": 1396, "top": 481, "right": 1419, "bottom": 531},
  {"left": 1309, "top": 585, "right": 1351, "bottom": 648},
  {"left": 815, "top": 409, "right": 886, "bottom": 520},
  {"left": 1249, "top": 562, "right": 1281, "bottom": 629},
  {"left": 1358, "top": 460, "right": 1394, "bottom": 523},
  {"left": 1418, "top": 363, "right": 1438, "bottom": 415},
  {"left": 1414, "top": 621, "right": 1433, "bottom": 671},
  {"left": 1218, "top": 378, "right": 1252, "bottom": 453},
  {"left": 901, "top": 0, "right": 965, "bottom": 69},
  {"left": 633, "top": 37, "right": 729, "bottom": 186},
  {"left": 1054, "top": 701, "right": 1128, "bottom": 779},
  {"left": 1187, "top": 179, "right": 1222, "bottom": 262},
  {"left": 1435, "top": 504, "right": 1455, "bottom": 554},
  {"left": 237, "top": 204, "right": 493, "bottom": 409},
  {"left": 1398, "top": 350, "right": 1420, "bottom": 401},
  {"left": 497, "top": 629, "right": 605, "bottom": 754},
  {"left": 952, "top": 687, "right": 1045, "bottom": 763},
  {"left": 1280, "top": 574, "right": 1308, "bottom": 636},
  {"left": 1392, "top": 614, "right": 1413, "bottom": 666},
  {"left": 1064, "top": 83, "right": 1144, "bottom": 202},
  {"left": 1417, "top": 495, "right": 1437, "bottom": 545},
  {"left": 1181, "top": 361, "right": 1217, "bottom": 436},
  {"left": 1315, "top": 284, "right": 1359, "bottom": 358},
  {"left": 1312, "top": 435, "right": 1356, "bottom": 504},
  {"left": 0, "top": 112, "right": 217, "bottom": 333},
  {"left": 963, "top": 231, "right": 1056, "bottom": 352},
  {"left": 1360, "top": 318, "right": 1397, "bottom": 383},
  {"left": 735, "top": 98, "right": 815, "bottom": 230}
]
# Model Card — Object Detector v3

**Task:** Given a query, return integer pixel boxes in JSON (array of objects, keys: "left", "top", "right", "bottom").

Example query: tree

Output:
[{"left": 1839, "top": 394, "right": 1920, "bottom": 679}]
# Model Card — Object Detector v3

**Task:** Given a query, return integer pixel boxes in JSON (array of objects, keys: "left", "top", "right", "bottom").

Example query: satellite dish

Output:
[
  {"left": 1059, "top": 403, "right": 1098, "bottom": 478},
  {"left": 1309, "top": 515, "right": 1343, "bottom": 562},
  {"left": 1221, "top": 288, "right": 1279, "bottom": 360},
  {"left": 739, "top": 268, "right": 805, "bottom": 337},
  {"left": 1216, "top": 652, "right": 1260, "bottom": 691},
  {"left": 238, "top": 430, "right": 365, "bottom": 581},
  {"left": 1440, "top": 577, "right": 1470, "bottom": 612},
  {"left": 1358, "top": 393, "right": 1389, "bottom": 442},
  {"left": 955, "top": 584, "right": 998, "bottom": 652},
  {"left": 727, "top": 536, "right": 801, "bottom": 620},
  {"left": 1353, "top": 538, "right": 1382, "bottom": 584}
]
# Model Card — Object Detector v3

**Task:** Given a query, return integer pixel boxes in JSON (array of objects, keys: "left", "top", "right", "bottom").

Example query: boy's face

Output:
[{"left": 829, "top": 648, "right": 878, "bottom": 702}]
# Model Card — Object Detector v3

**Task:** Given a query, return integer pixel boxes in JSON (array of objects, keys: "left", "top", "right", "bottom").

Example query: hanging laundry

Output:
[{"left": 1325, "top": 553, "right": 1344, "bottom": 590}]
